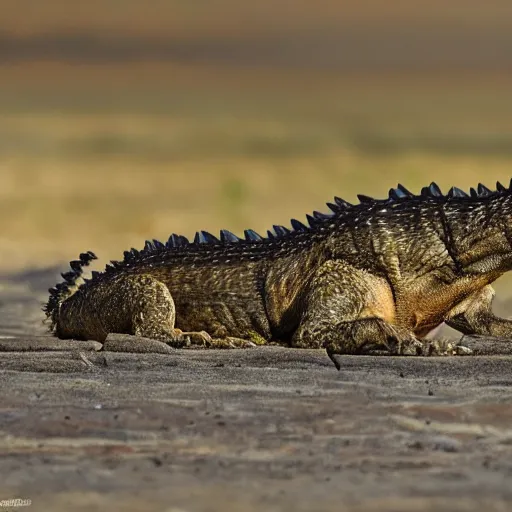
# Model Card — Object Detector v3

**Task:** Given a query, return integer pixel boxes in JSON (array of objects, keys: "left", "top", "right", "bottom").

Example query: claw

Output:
[
  {"left": 174, "top": 330, "right": 212, "bottom": 348},
  {"left": 454, "top": 345, "right": 473, "bottom": 356},
  {"left": 422, "top": 339, "right": 474, "bottom": 356},
  {"left": 326, "top": 348, "right": 341, "bottom": 371},
  {"left": 424, "top": 338, "right": 452, "bottom": 356},
  {"left": 225, "top": 337, "right": 257, "bottom": 348},
  {"left": 401, "top": 339, "right": 424, "bottom": 356}
]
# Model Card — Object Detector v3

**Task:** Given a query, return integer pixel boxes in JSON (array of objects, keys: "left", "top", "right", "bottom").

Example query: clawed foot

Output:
[
  {"left": 423, "top": 338, "right": 473, "bottom": 356},
  {"left": 324, "top": 319, "right": 425, "bottom": 370},
  {"left": 172, "top": 329, "right": 212, "bottom": 348},
  {"left": 325, "top": 323, "right": 475, "bottom": 371},
  {"left": 208, "top": 337, "right": 257, "bottom": 349},
  {"left": 172, "top": 330, "right": 256, "bottom": 349},
  {"left": 363, "top": 321, "right": 424, "bottom": 356},
  {"left": 324, "top": 322, "right": 424, "bottom": 370}
]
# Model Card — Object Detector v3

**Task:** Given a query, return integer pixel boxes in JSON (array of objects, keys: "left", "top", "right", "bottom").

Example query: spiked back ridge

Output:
[
  {"left": 43, "top": 251, "right": 97, "bottom": 326},
  {"left": 99, "top": 179, "right": 512, "bottom": 269},
  {"left": 124, "top": 179, "right": 511, "bottom": 257},
  {"left": 43, "top": 178, "right": 512, "bottom": 322}
]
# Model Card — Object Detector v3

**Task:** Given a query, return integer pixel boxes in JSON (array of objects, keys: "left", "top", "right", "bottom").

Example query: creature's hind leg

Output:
[
  {"left": 291, "top": 261, "right": 423, "bottom": 367},
  {"left": 58, "top": 274, "right": 210, "bottom": 347}
]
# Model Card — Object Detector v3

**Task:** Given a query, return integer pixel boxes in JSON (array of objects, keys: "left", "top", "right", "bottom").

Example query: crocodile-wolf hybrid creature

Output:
[{"left": 44, "top": 181, "right": 512, "bottom": 368}]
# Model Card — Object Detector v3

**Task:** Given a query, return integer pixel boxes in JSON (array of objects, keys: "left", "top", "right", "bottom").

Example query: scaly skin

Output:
[{"left": 43, "top": 181, "right": 512, "bottom": 368}]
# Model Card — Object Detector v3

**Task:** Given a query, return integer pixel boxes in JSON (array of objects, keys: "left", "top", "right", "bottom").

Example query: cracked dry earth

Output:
[{"left": 1, "top": 268, "right": 512, "bottom": 511}]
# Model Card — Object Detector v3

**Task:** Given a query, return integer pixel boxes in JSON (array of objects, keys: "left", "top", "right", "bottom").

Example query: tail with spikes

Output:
[{"left": 43, "top": 251, "right": 97, "bottom": 330}]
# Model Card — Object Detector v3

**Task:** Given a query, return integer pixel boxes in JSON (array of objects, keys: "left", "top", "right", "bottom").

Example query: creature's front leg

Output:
[
  {"left": 445, "top": 285, "right": 512, "bottom": 337},
  {"left": 290, "top": 261, "right": 423, "bottom": 369}
]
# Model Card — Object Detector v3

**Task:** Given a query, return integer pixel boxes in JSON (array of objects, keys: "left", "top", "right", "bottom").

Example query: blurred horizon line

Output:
[{"left": 1, "top": 29, "right": 512, "bottom": 72}]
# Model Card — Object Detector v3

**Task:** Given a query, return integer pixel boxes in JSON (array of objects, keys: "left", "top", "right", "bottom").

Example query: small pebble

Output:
[{"left": 430, "top": 435, "right": 461, "bottom": 453}]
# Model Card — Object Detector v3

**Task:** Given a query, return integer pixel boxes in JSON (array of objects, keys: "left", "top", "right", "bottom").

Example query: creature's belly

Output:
[{"left": 174, "top": 297, "right": 271, "bottom": 340}]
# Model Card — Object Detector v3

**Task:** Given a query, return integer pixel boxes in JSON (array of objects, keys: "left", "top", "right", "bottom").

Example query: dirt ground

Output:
[{"left": 1, "top": 268, "right": 512, "bottom": 512}]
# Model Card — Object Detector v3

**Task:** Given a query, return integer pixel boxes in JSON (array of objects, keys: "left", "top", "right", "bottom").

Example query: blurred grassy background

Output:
[{"left": 2, "top": 0, "right": 512, "bottom": 302}]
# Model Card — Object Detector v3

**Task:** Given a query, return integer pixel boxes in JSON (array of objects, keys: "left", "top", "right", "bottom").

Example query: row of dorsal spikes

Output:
[
  {"left": 47, "top": 251, "right": 98, "bottom": 302},
  {"left": 137, "top": 219, "right": 318, "bottom": 254},
  {"left": 332, "top": 180, "right": 510, "bottom": 208},
  {"left": 129, "top": 180, "right": 510, "bottom": 255},
  {"left": 367, "top": 180, "right": 510, "bottom": 203}
]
